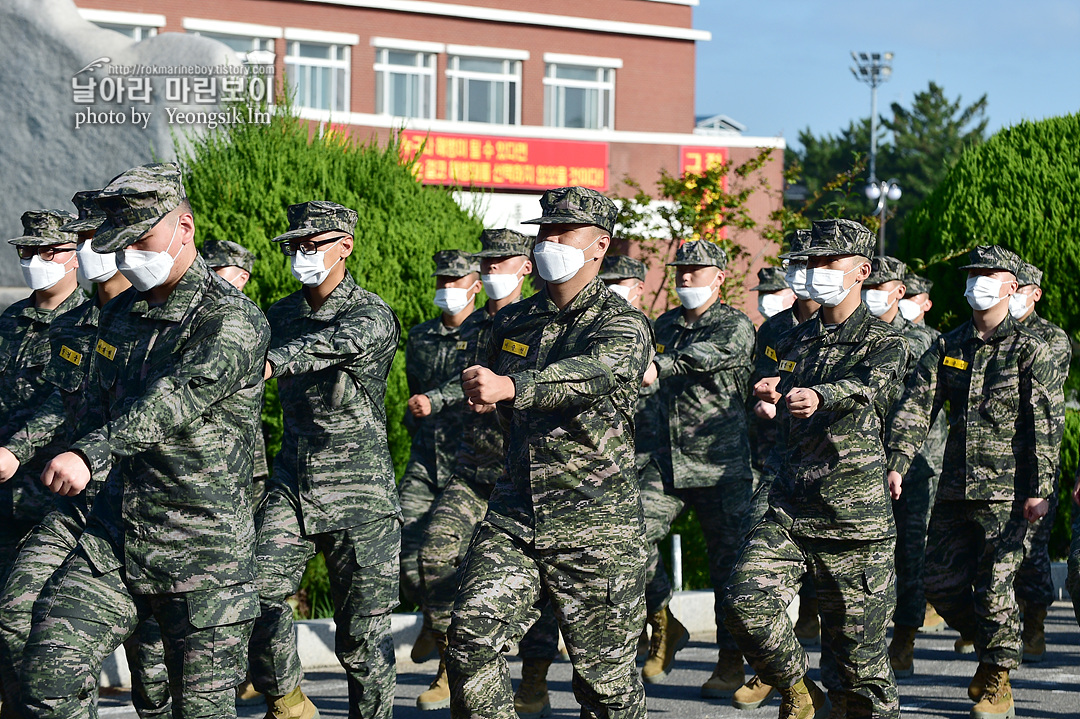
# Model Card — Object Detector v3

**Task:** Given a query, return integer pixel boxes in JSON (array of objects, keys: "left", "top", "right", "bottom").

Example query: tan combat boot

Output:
[
  {"left": 889, "top": 624, "right": 918, "bottom": 678},
  {"left": 1021, "top": 603, "right": 1047, "bottom": 663},
  {"left": 514, "top": 657, "right": 553, "bottom": 719},
  {"left": 237, "top": 677, "right": 264, "bottom": 706},
  {"left": 968, "top": 662, "right": 995, "bottom": 702},
  {"left": 732, "top": 674, "right": 776, "bottom": 710},
  {"left": 417, "top": 632, "right": 451, "bottom": 711},
  {"left": 701, "top": 650, "right": 744, "bottom": 699},
  {"left": 970, "top": 667, "right": 1014, "bottom": 719},
  {"left": 411, "top": 622, "right": 440, "bottom": 663},
  {"left": 641, "top": 606, "right": 689, "bottom": 684},
  {"left": 793, "top": 597, "right": 820, "bottom": 647},
  {"left": 920, "top": 602, "right": 946, "bottom": 632},
  {"left": 266, "top": 687, "right": 320, "bottom": 719},
  {"left": 777, "top": 676, "right": 830, "bottom": 719}
]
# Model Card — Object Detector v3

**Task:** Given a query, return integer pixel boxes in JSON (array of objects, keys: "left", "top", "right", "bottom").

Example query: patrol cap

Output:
[
  {"left": 271, "top": 201, "right": 358, "bottom": 244},
  {"left": 523, "top": 186, "right": 618, "bottom": 235},
  {"left": 599, "top": 254, "right": 646, "bottom": 283},
  {"left": 958, "top": 245, "right": 1021, "bottom": 275},
  {"left": 1015, "top": 261, "right": 1043, "bottom": 288},
  {"left": 60, "top": 189, "right": 107, "bottom": 233},
  {"left": 749, "top": 266, "right": 789, "bottom": 292},
  {"left": 904, "top": 274, "right": 933, "bottom": 297},
  {"left": 473, "top": 228, "right": 534, "bottom": 259},
  {"left": 777, "top": 228, "right": 813, "bottom": 260},
  {"left": 203, "top": 239, "right": 256, "bottom": 273},
  {"left": 91, "top": 162, "right": 187, "bottom": 253},
  {"left": 666, "top": 240, "right": 728, "bottom": 270},
  {"left": 865, "top": 256, "right": 909, "bottom": 286},
  {"left": 431, "top": 249, "right": 479, "bottom": 278},
  {"left": 797, "top": 219, "right": 875, "bottom": 260},
  {"left": 8, "top": 209, "right": 78, "bottom": 247}
]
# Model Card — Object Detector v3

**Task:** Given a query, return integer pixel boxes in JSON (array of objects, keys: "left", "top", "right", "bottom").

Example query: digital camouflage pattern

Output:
[
  {"left": 666, "top": 239, "right": 728, "bottom": 269},
  {"left": 202, "top": 239, "right": 256, "bottom": 273},
  {"left": 431, "top": 249, "right": 478, "bottom": 277},
  {"left": 1014, "top": 261, "right": 1043, "bottom": 288},
  {"left": 90, "top": 163, "right": 185, "bottom": 252},
  {"left": 864, "top": 255, "right": 908, "bottom": 286},
  {"left": 958, "top": 244, "right": 1022, "bottom": 274},
  {"left": 798, "top": 219, "right": 875, "bottom": 259},
  {"left": 471, "top": 228, "right": 533, "bottom": 258},
  {"left": 749, "top": 266, "right": 788, "bottom": 292},
  {"left": 904, "top": 274, "right": 933, "bottom": 297},
  {"left": 59, "top": 189, "right": 106, "bottom": 233},
  {"left": 8, "top": 209, "right": 78, "bottom": 247},
  {"left": 599, "top": 254, "right": 647, "bottom": 282},
  {"left": 767, "top": 303, "right": 907, "bottom": 540},
  {"left": 270, "top": 200, "right": 358, "bottom": 244},
  {"left": 523, "top": 186, "right": 618, "bottom": 235}
]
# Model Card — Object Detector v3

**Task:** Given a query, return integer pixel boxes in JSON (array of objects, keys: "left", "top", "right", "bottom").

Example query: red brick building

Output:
[{"left": 75, "top": 0, "right": 785, "bottom": 316}]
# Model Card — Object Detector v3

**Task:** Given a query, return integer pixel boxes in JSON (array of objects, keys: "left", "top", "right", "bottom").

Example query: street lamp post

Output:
[
  {"left": 866, "top": 179, "right": 902, "bottom": 253},
  {"left": 850, "top": 51, "right": 895, "bottom": 253}
]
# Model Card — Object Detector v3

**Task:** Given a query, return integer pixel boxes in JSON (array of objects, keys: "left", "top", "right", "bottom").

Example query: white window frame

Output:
[
  {"left": 372, "top": 38, "right": 443, "bottom": 120},
  {"left": 182, "top": 18, "right": 280, "bottom": 66},
  {"left": 79, "top": 9, "right": 165, "bottom": 42},
  {"left": 283, "top": 29, "right": 358, "bottom": 113},
  {"left": 542, "top": 54, "right": 619, "bottom": 131},
  {"left": 445, "top": 47, "right": 527, "bottom": 126}
]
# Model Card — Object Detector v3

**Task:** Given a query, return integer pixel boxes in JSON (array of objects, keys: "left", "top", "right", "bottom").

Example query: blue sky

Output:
[{"left": 693, "top": 0, "right": 1080, "bottom": 152}]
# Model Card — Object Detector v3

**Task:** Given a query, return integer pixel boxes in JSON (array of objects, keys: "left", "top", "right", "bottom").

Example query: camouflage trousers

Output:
[
  {"left": 724, "top": 514, "right": 898, "bottom": 719},
  {"left": 1015, "top": 486, "right": 1058, "bottom": 607},
  {"left": 20, "top": 548, "right": 256, "bottom": 719},
  {"left": 249, "top": 490, "right": 399, "bottom": 719},
  {"left": 418, "top": 477, "right": 559, "bottom": 660},
  {"left": 447, "top": 522, "right": 646, "bottom": 719},
  {"left": 924, "top": 499, "right": 1026, "bottom": 669},
  {"left": 398, "top": 461, "right": 443, "bottom": 609},
  {"left": 639, "top": 460, "right": 751, "bottom": 650},
  {"left": 0, "top": 519, "right": 39, "bottom": 590},
  {"left": 1067, "top": 503, "right": 1080, "bottom": 627},
  {"left": 0, "top": 511, "right": 170, "bottom": 719},
  {"left": 891, "top": 456, "right": 939, "bottom": 627}
]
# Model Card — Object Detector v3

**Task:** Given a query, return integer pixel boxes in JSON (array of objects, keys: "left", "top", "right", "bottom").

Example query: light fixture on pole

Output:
[
  {"left": 866, "top": 178, "right": 902, "bottom": 254},
  {"left": 849, "top": 52, "right": 893, "bottom": 186}
]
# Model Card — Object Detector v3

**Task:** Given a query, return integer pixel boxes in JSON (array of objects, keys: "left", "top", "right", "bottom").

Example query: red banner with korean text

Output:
[
  {"left": 401, "top": 131, "right": 609, "bottom": 191},
  {"left": 679, "top": 146, "right": 731, "bottom": 241}
]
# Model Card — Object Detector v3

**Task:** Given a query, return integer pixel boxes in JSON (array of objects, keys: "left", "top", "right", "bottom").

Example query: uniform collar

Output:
[
  {"left": 963, "top": 311, "right": 1018, "bottom": 344},
  {"left": 802, "top": 302, "right": 873, "bottom": 344},
  {"left": 19, "top": 287, "right": 85, "bottom": 324},
  {"left": 131, "top": 255, "right": 210, "bottom": 322},
  {"left": 675, "top": 295, "right": 727, "bottom": 328},
  {"left": 538, "top": 276, "right": 605, "bottom": 318},
  {"left": 302, "top": 271, "right": 359, "bottom": 322}
]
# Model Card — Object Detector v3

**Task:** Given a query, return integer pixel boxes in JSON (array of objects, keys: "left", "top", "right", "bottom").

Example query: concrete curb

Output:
[{"left": 100, "top": 561, "right": 1075, "bottom": 687}]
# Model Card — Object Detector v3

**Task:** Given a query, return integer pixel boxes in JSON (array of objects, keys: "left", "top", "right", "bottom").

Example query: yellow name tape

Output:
[
  {"left": 765, "top": 346, "right": 777, "bottom": 362},
  {"left": 456, "top": 340, "right": 468, "bottom": 351},
  {"left": 501, "top": 339, "right": 529, "bottom": 357},
  {"left": 943, "top": 356, "right": 969, "bottom": 370},
  {"left": 95, "top": 339, "right": 117, "bottom": 361},
  {"left": 656, "top": 343, "right": 665, "bottom": 354},
  {"left": 59, "top": 345, "right": 82, "bottom": 366},
  {"left": 779, "top": 359, "right": 796, "bottom": 373}
]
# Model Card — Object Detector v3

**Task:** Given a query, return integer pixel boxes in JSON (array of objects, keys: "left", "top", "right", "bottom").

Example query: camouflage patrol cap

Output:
[
  {"left": 777, "top": 228, "right": 813, "bottom": 260},
  {"left": 666, "top": 240, "right": 728, "bottom": 270},
  {"left": 599, "top": 254, "right": 647, "bottom": 282},
  {"left": 904, "top": 274, "right": 934, "bottom": 297},
  {"left": 473, "top": 228, "right": 534, "bottom": 259},
  {"left": 865, "top": 256, "right": 909, "bottom": 286},
  {"left": 1015, "top": 261, "right": 1043, "bottom": 288},
  {"left": 799, "top": 219, "right": 875, "bottom": 259},
  {"left": 60, "top": 189, "right": 107, "bottom": 232},
  {"left": 749, "top": 266, "right": 789, "bottom": 292},
  {"left": 91, "top": 162, "right": 187, "bottom": 252},
  {"left": 203, "top": 239, "right": 256, "bottom": 273},
  {"left": 431, "top": 249, "right": 479, "bottom": 278},
  {"left": 8, "top": 209, "right": 78, "bottom": 247},
  {"left": 522, "top": 186, "right": 618, "bottom": 235},
  {"left": 958, "top": 245, "right": 1021, "bottom": 275},
  {"left": 271, "top": 201, "right": 358, "bottom": 244}
]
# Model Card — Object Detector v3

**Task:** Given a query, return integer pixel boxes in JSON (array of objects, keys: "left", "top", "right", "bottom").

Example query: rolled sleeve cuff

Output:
[
  {"left": 887, "top": 452, "right": 913, "bottom": 477},
  {"left": 509, "top": 370, "right": 538, "bottom": 410},
  {"left": 5, "top": 435, "right": 34, "bottom": 466},
  {"left": 653, "top": 354, "right": 675, "bottom": 380},
  {"left": 808, "top": 384, "right": 834, "bottom": 410},
  {"left": 73, "top": 436, "right": 113, "bottom": 480},
  {"left": 265, "top": 348, "right": 287, "bottom": 377}
]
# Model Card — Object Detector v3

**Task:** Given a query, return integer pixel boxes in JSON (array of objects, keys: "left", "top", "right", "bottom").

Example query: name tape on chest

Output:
[
  {"left": 59, "top": 345, "right": 83, "bottom": 366},
  {"left": 943, "top": 356, "right": 969, "bottom": 371},
  {"left": 95, "top": 339, "right": 117, "bottom": 361},
  {"left": 501, "top": 339, "right": 529, "bottom": 357},
  {"left": 765, "top": 346, "right": 777, "bottom": 362},
  {"left": 655, "top": 343, "right": 665, "bottom": 354},
  {"left": 456, "top": 340, "right": 468, "bottom": 351},
  {"left": 779, "top": 359, "right": 796, "bottom": 373}
]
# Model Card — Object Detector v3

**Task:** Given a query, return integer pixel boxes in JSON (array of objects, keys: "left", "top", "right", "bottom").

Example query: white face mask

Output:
[
  {"left": 807, "top": 264, "right": 862, "bottom": 307},
  {"left": 117, "top": 218, "right": 181, "bottom": 292},
  {"left": 965, "top": 275, "right": 1006, "bottom": 311},
  {"left": 675, "top": 270, "right": 720, "bottom": 310},
  {"left": 481, "top": 270, "right": 523, "bottom": 301},
  {"left": 76, "top": 241, "right": 117, "bottom": 283},
  {"left": 1008, "top": 291, "right": 1032, "bottom": 319},
  {"left": 862, "top": 288, "right": 895, "bottom": 318},
  {"left": 898, "top": 298, "right": 922, "bottom": 322},
  {"left": 785, "top": 264, "right": 811, "bottom": 301},
  {"left": 20, "top": 253, "right": 73, "bottom": 291},
  {"left": 533, "top": 235, "right": 600, "bottom": 284},
  {"left": 758, "top": 293, "right": 790, "bottom": 318},
  {"left": 607, "top": 283, "right": 632, "bottom": 303},
  {"left": 290, "top": 239, "right": 342, "bottom": 287},
  {"left": 434, "top": 287, "right": 473, "bottom": 314}
]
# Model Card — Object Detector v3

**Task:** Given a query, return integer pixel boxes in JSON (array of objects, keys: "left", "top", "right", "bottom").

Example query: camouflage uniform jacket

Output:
[
  {"left": 768, "top": 303, "right": 908, "bottom": 540},
  {"left": 404, "top": 315, "right": 470, "bottom": 488},
  {"left": 650, "top": 299, "right": 755, "bottom": 488},
  {"left": 0, "top": 288, "right": 85, "bottom": 524},
  {"left": 73, "top": 258, "right": 270, "bottom": 594},
  {"left": 634, "top": 380, "right": 660, "bottom": 472},
  {"left": 1022, "top": 311, "right": 1071, "bottom": 389},
  {"left": 750, "top": 307, "right": 800, "bottom": 470},
  {"left": 886, "top": 312, "right": 947, "bottom": 474},
  {"left": 266, "top": 271, "right": 401, "bottom": 535},
  {"left": 485, "top": 278, "right": 654, "bottom": 549},
  {"left": 888, "top": 313, "right": 1060, "bottom": 502}
]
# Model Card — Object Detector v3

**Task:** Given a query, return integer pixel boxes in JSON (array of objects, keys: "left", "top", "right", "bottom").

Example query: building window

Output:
[
  {"left": 198, "top": 33, "right": 275, "bottom": 66},
  {"left": 286, "top": 41, "right": 349, "bottom": 112},
  {"left": 80, "top": 9, "right": 166, "bottom": 41},
  {"left": 446, "top": 56, "right": 521, "bottom": 125},
  {"left": 375, "top": 49, "right": 436, "bottom": 119},
  {"left": 93, "top": 23, "right": 158, "bottom": 41},
  {"left": 544, "top": 63, "right": 615, "bottom": 130}
]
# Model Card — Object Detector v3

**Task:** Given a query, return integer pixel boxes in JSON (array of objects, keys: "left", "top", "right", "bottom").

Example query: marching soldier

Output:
[{"left": 898, "top": 274, "right": 934, "bottom": 325}]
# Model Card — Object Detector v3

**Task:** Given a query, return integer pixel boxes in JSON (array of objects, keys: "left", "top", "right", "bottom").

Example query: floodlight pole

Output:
[{"left": 850, "top": 52, "right": 895, "bottom": 253}]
